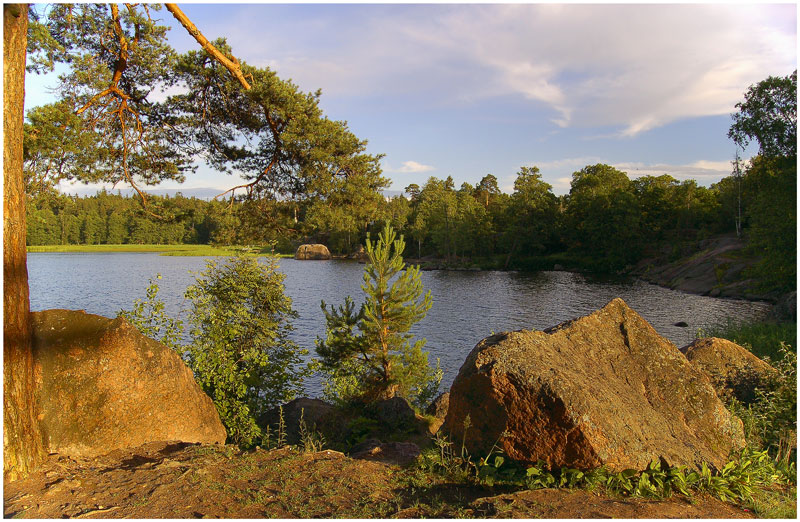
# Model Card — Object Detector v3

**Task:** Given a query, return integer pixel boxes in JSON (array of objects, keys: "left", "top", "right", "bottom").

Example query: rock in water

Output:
[
  {"left": 294, "top": 244, "right": 332, "bottom": 260},
  {"left": 32, "top": 310, "right": 226, "bottom": 457},
  {"left": 443, "top": 298, "right": 745, "bottom": 471},
  {"left": 681, "top": 337, "right": 776, "bottom": 405}
]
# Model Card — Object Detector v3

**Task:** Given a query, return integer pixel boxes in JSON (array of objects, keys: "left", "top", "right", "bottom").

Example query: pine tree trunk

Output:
[{"left": 4, "top": 3, "right": 46, "bottom": 480}]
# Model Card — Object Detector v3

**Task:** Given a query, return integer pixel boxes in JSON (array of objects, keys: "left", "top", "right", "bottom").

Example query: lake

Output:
[{"left": 28, "top": 253, "right": 771, "bottom": 397}]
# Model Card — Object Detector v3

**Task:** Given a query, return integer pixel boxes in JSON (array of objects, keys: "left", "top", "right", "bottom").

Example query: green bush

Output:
[
  {"left": 118, "top": 274, "right": 184, "bottom": 352},
  {"left": 730, "top": 344, "right": 797, "bottom": 463},
  {"left": 185, "top": 255, "right": 312, "bottom": 447},
  {"left": 698, "top": 318, "right": 796, "bottom": 463}
]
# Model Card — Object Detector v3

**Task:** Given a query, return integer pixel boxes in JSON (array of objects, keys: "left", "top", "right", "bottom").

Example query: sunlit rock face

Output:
[
  {"left": 444, "top": 298, "right": 745, "bottom": 471},
  {"left": 682, "top": 336, "right": 776, "bottom": 405},
  {"left": 294, "top": 244, "right": 332, "bottom": 260},
  {"left": 32, "top": 309, "right": 226, "bottom": 457}
]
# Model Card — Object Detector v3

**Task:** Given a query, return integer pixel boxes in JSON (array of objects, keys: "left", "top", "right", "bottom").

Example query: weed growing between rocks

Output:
[
  {"left": 414, "top": 429, "right": 796, "bottom": 517},
  {"left": 693, "top": 316, "right": 797, "bottom": 515},
  {"left": 728, "top": 343, "right": 797, "bottom": 463},
  {"left": 698, "top": 318, "right": 797, "bottom": 362},
  {"left": 298, "top": 408, "right": 327, "bottom": 453}
]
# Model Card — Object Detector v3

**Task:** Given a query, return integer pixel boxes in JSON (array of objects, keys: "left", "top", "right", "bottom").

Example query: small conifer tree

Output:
[{"left": 317, "top": 223, "right": 441, "bottom": 408}]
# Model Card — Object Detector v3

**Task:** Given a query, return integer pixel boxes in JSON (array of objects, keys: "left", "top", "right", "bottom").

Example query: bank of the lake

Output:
[{"left": 27, "top": 244, "right": 293, "bottom": 257}]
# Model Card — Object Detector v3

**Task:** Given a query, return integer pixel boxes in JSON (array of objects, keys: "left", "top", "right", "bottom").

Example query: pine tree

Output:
[{"left": 317, "top": 223, "right": 441, "bottom": 408}]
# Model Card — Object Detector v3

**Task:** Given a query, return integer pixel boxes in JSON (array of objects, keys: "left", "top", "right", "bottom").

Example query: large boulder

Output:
[
  {"left": 258, "top": 397, "right": 339, "bottom": 445},
  {"left": 443, "top": 298, "right": 745, "bottom": 471},
  {"left": 294, "top": 244, "right": 331, "bottom": 260},
  {"left": 32, "top": 310, "right": 226, "bottom": 457},
  {"left": 681, "top": 337, "right": 776, "bottom": 404}
]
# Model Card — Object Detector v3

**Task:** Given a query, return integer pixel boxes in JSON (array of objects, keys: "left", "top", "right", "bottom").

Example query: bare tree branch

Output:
[{"left": 165, "top": 3, "right": 252, "bottom": 90}]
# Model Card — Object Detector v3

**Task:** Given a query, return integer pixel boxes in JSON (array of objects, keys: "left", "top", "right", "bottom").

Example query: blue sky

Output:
[{"left": 25, "top": 2, "right": 797, "bottom": 196}]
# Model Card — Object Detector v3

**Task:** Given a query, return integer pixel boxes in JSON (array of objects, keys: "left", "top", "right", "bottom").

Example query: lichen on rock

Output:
[{"left": 443, "top": 298, "right": 745, "bottom": 471}]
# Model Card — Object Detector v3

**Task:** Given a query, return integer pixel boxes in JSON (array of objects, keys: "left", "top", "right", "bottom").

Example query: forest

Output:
[
  {"left": 26, "top": 151, "right": 796, "bottom": 292},
  {"left": 18, "top": 4, "right": 795, "bottom": 294}
]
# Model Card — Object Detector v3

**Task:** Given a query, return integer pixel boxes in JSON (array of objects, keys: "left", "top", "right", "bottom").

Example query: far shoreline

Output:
[{"left": 26, "top": 244, "right": 293, "bottom": 258}]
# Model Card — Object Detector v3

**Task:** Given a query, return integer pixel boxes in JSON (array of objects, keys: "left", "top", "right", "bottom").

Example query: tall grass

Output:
[{"left": 697, "top": 318, "right": 796, "bottom": 362}]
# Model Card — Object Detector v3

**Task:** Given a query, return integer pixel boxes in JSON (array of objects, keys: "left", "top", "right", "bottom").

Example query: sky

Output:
[{"left": 24, "top": 2, "right": 797, "bottom": 196}]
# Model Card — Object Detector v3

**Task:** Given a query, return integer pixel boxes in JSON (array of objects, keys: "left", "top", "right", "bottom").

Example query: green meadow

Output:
[{"left": 27, "top": 244, "right": 293, "bottom": 257}]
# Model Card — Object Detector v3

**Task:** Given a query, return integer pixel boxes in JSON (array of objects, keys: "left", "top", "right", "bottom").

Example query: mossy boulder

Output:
[
  {"left": 443, "top": 298, "right": 745, "bottom": 471},
  {"left": 32, "top": 310, "right": 226, "bottom": 457}
]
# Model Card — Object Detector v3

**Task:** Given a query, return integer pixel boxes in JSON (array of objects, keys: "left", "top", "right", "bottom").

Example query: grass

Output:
[
  {"left": 27, "top": 244, "right": 295, "bottom": 257},
  {"left": 696, "top": 318, "right": 796, "bottom": 362}
]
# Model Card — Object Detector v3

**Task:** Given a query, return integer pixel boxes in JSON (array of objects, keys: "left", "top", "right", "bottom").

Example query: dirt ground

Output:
[{"left": 4, "top": 441, "right": 758, "bottom": 519}]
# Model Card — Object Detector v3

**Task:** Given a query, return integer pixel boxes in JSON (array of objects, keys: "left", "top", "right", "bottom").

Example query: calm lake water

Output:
[{"left": 28, "top": 253, "right": 771, "bottom": 397}]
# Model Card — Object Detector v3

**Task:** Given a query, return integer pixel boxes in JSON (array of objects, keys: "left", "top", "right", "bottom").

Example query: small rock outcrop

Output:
[
  {"left": 350, "top": 439, "right": 421, "bottom": 466},
  {"left": 349, "top": 245, "right": 368, "bottom": 262},
  {"left": 425, "top": 392, "right": 449, "bottom": 419},
  {"left": 32, "top": 310, "right": 226, "bottom": 457},
  {"left": 681, "top": 337, "right": 776, "bottom": 404},
  {"left": 770, "top": 291, "right": 796, "bottom": 321},
  {"left": 294, "top": 244, "right": 331, "bottom": 260},
  {"left": 443, "top": 298, "right": 745, "bottom": 471},
  {"left": 259, "top": 398, "right": 339, "bottom": 444},
  {"left": 366, "top": 396, "right": 416, "bottom": 431},
  {"left": 424, "top": 392, "right": 450, "bottom": 434}
]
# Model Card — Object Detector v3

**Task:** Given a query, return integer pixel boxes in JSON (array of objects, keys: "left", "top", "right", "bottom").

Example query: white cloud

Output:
[
  {"left": 218, "top": 4, "right": 795, "bottom": 135},
  {"left": 528, "top": 157, "right": 741, "bottom": 195},
  {"left": 534, "top": 157, "right": 605, "bottom": 171},
  {"left": 612, "top": 160, "right": 739, "bottom": 182},
  {"left": 552, "top": 176, "right": 574, "bottom": 192},
  {"left": 384, "top": 160, "right": 435, "bottom": 173}
]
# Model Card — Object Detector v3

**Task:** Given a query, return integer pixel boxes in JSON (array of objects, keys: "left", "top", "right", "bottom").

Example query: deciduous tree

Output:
[
  {"left": 729, "top": 70, "right": 797, "bottom": 158},
  {"left": 185, "top": 256, "right": 311, "bottom": 447}
]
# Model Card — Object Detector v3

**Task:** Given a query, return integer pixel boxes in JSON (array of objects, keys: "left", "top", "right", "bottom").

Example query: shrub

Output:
[
  {"left": 698, "top": 318, "right": 797, "bottom": 463},
  {"left": 731, "top": 344, "right": 797, "bottom": 463},
  {"left": 185, "top": 255, "right": 312, "bottom": 447},
  {"left": 117, "top": 274, "right": 184, "bottom": 352}
]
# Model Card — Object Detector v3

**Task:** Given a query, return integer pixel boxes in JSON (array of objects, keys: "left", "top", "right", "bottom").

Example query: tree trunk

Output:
[{"left": 4, "top": 3, "right": 45, "bottom": 480}]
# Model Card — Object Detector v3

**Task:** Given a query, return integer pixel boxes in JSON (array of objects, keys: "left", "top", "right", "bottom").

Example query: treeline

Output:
[
  {"left": 27, "top": 154, "right": 795, "bottom": 292},
  {"left": 27, "top": 190, "right": 233, "bottom": 246},
  {"left": 400, "top": 156, "right": 793, "bottom": 291}
]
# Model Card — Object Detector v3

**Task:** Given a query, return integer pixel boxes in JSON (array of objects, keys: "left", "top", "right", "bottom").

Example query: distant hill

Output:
[
  {"left": 61, "top": 187, "right": 232, "bottom": 200},
  {"left": 61, "top": 186, "right": 406, "bottom": 200}
]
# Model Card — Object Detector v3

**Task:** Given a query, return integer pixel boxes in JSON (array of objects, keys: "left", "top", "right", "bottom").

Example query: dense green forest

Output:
[
  {"left": 27, "top": 153, "right": 795, "bottom": 292},
  {"left": 20, "top": 0, "right": 795, "bottom": 295}
]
